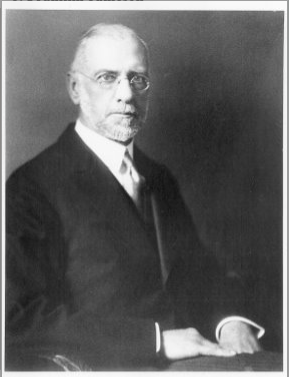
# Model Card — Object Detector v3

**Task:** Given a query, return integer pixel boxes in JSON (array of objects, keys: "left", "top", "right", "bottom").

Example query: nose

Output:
[{"left": 114, "top": 77, "right": 134, "bottom": 103}]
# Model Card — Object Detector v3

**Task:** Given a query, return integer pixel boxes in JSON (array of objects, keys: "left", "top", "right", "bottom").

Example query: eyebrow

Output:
[{"left": 92, "top": 69, "right": 149, "bottom": 78}]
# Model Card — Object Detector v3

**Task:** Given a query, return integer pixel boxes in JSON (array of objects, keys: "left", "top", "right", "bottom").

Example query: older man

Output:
[{"left": 6, "top": 23, "right": 263, "bottom": 371}]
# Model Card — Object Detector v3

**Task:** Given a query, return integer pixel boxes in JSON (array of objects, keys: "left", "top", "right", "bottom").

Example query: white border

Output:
[
  {"left": 2, "top": 5, "right": 6, "bottom": 376},
  {"left": 2, "top": 2, "right": 287, "bottom": 377},
  {"left": 1, "top": 0, "right": 287, "bottom": 11},
  {"left": 282, "top": 5, "right": 287, "bottom": 374}
]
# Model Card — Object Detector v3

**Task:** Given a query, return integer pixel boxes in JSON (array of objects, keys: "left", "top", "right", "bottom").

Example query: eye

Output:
[
  {"left": 96, "top": 72, "right": 117, "bottom": 85},
  {"left": 131, "top": 75, "right": 149, "bottom": 91},
  {"left": 132, "top": 75, "right": 146, "bottom": 84}
]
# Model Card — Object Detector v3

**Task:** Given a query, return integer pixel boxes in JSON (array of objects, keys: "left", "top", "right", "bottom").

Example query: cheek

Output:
[
  {"left": 90, "top": 91, "right": 113, "bottom": 113},
  {"left": 136, "top": 97, "right": 149, "bottom": 117},
  {"left": 80, "top": 89, "right": 111, "bottom": 116},
  {"left": 135, "top": 96, "right": 148, "bottom": 110}
]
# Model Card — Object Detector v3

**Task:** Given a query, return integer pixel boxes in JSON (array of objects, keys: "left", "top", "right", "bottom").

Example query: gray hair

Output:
[{"left": 70, "top": 23, "right": 149, "bottom": 72}]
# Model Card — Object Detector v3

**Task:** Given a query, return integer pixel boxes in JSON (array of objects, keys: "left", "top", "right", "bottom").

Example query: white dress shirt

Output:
[
  {"left": 75, "top": 119, "right": 265, "bottom": 353},
  {"left": 75, "top": 120, "right": 134, "bottom": 188}
]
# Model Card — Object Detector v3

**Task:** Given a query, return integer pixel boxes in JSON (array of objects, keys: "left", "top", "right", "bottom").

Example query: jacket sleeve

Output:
[
  {"left": 5, "top": 172, "right": 158, "bottom": 371},
  {"left": 158, "top": 166, "right": 261, "bottom": 341}
]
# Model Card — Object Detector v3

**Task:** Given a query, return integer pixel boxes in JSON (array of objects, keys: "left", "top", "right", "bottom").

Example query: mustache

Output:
[{"left": 108, "top": 105, "right": 138, "bottom": 117}]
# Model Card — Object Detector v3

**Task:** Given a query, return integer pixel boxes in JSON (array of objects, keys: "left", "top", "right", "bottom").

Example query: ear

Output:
[{"left": 66, "top": 72, "right": 81, "bottom": 105}]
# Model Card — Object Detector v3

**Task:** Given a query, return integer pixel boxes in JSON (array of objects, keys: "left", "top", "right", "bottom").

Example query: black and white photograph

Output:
[{"left": 2, "top": 1, "right": 286, "bottom": 374}]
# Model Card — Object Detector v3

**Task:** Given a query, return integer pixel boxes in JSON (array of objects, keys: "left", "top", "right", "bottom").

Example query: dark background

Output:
[{"left": 6, "top": 10, "right": 284, "bottom": 351}]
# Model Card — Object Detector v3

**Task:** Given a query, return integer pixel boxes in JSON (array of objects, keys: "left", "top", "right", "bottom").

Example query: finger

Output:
[
  {"left": 249, "top": 337, "right": 263, "bottom": 352},
  {"left": 221, "top": 341, "right": 261, "bottom": 354},
  {"left": 199, "top": 342, "right": 236, "bottom": 357},
  {"left": 238, "top": 340, "right": 262, "bottom": 354}
]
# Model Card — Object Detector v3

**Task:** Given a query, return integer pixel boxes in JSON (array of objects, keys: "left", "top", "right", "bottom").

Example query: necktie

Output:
[
  {"left": 120, "top": 149, "right": 145, "bottom": 212},
  {"left": 120, "top": 150, "right": 170, "bottom": 293}
]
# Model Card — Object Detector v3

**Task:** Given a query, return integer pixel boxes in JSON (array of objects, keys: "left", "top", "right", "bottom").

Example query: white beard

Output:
[
  {"left": 108, "top": 122, "right": 141, "bottom": 141},
  {"left": 79, "top": 96, "right": 146, "bottom": 142}
]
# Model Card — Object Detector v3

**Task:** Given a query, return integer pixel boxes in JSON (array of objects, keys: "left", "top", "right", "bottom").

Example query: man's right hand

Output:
[{"left": 162, "top": 328, "right": 236, "bottom": 360}]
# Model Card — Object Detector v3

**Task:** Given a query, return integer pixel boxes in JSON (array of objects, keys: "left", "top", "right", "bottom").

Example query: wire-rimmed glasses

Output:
[{"left": 74, "top": 71, "right": 150, "bottom": 93}]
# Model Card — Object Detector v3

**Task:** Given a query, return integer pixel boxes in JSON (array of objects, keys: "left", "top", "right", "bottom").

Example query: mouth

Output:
[{"left": 110, "top": 112, "right": 137, "bottom": 118}]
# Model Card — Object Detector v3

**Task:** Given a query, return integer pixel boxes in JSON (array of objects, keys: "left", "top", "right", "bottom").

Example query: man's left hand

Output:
[{"left": 218, "top": 321, "right": 263, "bottom": 354}]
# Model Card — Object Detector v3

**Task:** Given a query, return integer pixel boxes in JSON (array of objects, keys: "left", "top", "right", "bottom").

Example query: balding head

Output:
[
  {"left": 67, "top": 23, "right": 150, "bottom": 143},
  {"left": 71, "top": 23, "right": 149, "bottom": 73}
]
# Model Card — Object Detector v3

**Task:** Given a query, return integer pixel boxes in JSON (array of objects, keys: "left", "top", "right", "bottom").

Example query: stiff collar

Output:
[{"left": 75, "top": 119, "right": 133, "bottom": 177}]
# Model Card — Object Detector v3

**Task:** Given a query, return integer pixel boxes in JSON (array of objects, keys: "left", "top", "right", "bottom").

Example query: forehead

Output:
[{"left": 83, "top": 35, "right": 148, "bottom": 73}]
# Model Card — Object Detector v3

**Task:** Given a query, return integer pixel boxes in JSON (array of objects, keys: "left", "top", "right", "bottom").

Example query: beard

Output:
[
  {"left": 81, "top": 111, "right": 144, "bottom": 142},
  {"left": 102, "top": 114, "right": 143, "bottom": 141},
  {"left": 79, "top": 97, "right": 147, "bottom": 142}
]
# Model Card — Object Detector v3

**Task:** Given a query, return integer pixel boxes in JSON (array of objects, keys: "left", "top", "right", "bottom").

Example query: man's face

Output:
[{"left": 73, "top": 35, "right": 149, "bottom": 142}]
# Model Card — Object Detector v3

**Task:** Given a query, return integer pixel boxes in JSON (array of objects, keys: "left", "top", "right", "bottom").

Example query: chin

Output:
[
  {"left": 110, "top": 126, "right": 139, "bottom": 142},
  {"left": 85, "top": 116, "right": 144, "bottom": 142},
  {"left": 106, "top": 120, "right": 143, "bottom": 142}
]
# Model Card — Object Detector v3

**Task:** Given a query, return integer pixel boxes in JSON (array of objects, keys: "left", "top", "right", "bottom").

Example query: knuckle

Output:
[{"left": 188, "top": 328, "right": 198, "bottom": 336}]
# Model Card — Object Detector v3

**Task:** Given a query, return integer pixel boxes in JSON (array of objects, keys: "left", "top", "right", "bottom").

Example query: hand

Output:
[
  {"left": 219, "top": 321, "right": 263, "bottom": 354},
  {"left": 162, "top": 328, "right": 236, "bottom": 361}
]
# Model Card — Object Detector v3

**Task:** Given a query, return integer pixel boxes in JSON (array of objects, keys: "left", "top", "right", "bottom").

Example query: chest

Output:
[{"left": 48, "top": 171, "right": 164, "bottom": 310}]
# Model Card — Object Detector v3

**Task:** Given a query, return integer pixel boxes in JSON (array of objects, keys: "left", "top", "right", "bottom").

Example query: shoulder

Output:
[
  {"left": 7, "top": 124, "right": 78, "bottom": 191},
  {"left": 6, "top": 125, "right": 80, "bottom": 232}
]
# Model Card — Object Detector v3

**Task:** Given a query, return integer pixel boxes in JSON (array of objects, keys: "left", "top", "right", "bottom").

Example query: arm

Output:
[{"left": 155, "top": 166, "right": 263, "bottom": 359}]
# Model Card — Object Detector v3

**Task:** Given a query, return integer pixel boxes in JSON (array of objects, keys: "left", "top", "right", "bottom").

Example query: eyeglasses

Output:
[{"left": 75, "top": 71, "right": 150, "bottom": 93}]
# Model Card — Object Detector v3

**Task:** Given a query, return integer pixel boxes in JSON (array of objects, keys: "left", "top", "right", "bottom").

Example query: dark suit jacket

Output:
[{"left": 6, "top": 124, "right": 250, "bottom": 370}]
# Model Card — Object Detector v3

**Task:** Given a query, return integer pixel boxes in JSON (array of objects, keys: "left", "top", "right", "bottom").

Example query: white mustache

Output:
[{"left": 108, "top": 104, "right": 138, "bottom": 116}]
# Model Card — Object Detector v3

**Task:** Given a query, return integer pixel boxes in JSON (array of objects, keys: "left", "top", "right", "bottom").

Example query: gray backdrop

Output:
[{"left": 6, "top": 10, "right": 284, "bottom": 350}]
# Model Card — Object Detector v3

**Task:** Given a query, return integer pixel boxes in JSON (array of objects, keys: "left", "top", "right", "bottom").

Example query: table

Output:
[
  {"left": 6, "top": 350, "right": 283, "bottom": 371},
  {"left": 164, "top": 351, "right": 283, "bottom": 371}
]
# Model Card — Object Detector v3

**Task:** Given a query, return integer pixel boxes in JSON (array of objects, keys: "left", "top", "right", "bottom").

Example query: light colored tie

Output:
[
  {"left": 121, "top": 151, "right": 169, "bottom": 288},
  {"left": 120, "top": 150, "right": 145, "bottom": 211}
]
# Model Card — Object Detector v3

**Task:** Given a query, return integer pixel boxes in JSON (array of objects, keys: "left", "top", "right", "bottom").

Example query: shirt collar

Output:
[{"left": 75, "top": 119, "right": 133, "bottom": 175}]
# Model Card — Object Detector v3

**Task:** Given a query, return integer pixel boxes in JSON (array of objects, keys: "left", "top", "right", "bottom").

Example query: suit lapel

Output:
[
  {"left": 134, "top": 147, "right": 179, "bottom": 285},
  {"left": 57, "top": 125, "right": 158, "bottom": 260},
  {"left": 150, "top": 193, "right": 170, "bottom": 284}
]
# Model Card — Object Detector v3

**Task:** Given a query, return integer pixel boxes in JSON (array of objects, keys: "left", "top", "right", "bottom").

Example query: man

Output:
[{"left": 6, "top": 23, "right": 264, "bottom": 371}]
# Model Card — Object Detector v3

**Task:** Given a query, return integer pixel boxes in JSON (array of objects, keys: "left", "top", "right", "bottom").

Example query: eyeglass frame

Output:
[{"left": 72, "top": 70, "right": 150, "bottom": 93}]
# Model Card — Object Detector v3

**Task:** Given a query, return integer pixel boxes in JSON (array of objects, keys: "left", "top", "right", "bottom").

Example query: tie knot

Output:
[
  {"left": 120, "top": 149, "right": 146, "bottom": 187},
  {"left": 123, "top": 149, "right": 133, "bottom": 169},
  {"left": 119, "top": 149, "right": 149, "bottom": 214}
]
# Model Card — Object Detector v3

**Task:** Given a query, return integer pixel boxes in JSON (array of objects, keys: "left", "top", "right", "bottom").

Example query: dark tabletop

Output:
[{"left": 164, "top": 351, "right": 283, "bottom": 371}]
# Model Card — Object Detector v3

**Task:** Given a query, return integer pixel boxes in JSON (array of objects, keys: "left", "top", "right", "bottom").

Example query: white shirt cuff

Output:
[
  {"left": 155, "top": 322, "right": 161, "bottom": 353},
  {"left": 215, "top": 316, "right": 265, "bottom": 341}
]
